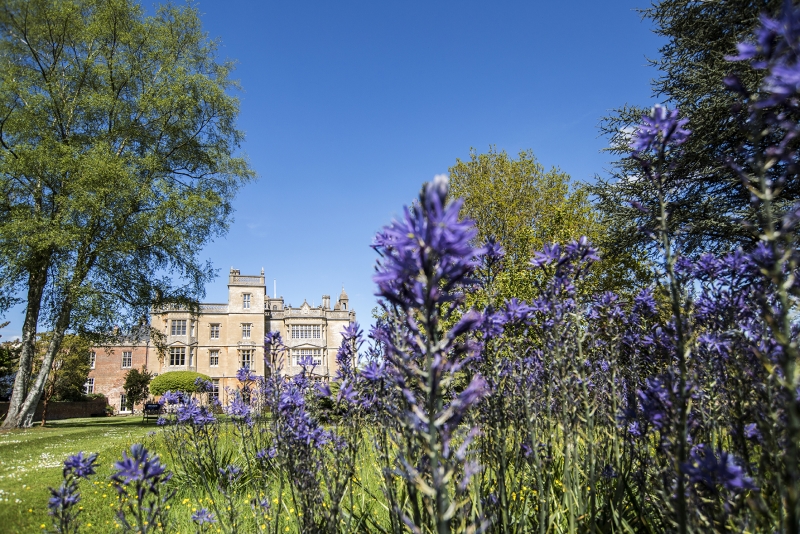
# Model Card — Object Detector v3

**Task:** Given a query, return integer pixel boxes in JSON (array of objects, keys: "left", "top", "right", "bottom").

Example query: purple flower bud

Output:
[
  {"left": 48, "top": 482, "right": 81, "bottom": 515},
  {"left": 744, "top": 423, "right": 762, "bottom": 443},
  {"left": 315, "top": 382, "right": 332, "bottom": 397},
  {"left": 449, "top": 310, "right": 483, "bottom": 339}
]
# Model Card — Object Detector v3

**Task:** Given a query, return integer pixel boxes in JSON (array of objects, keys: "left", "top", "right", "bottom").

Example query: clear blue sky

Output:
[{"left": 1, "top": 0, "right": 663, "bottom": 340}]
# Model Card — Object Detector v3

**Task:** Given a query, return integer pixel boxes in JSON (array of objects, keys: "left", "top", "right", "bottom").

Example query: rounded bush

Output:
[{"left": 149, "top": 371, "right": 211, "bottom": 396}]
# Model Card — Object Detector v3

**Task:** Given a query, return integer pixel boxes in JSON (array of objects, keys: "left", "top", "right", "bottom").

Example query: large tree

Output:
[
  {"left": 592, "top": 0, "right": 787, "bottom": 259},
  {"left": 0, "top": 0, "right": 254, "bottom": 428},
  {"left": 449, "top": 148, "right": 647, "bottom": 305}
]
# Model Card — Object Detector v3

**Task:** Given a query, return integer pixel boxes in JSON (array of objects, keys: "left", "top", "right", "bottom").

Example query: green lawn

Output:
[
  {"left": 0, "top": 416, "right": 393, "bottom": 533},
  {"left": 0, "top": 416, "right": 159, "bottom": 533}
]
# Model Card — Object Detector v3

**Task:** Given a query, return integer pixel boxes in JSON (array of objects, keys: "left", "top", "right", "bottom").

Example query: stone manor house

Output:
[{"left": 87, "top": 268, "right": 356, "bottom": 413}]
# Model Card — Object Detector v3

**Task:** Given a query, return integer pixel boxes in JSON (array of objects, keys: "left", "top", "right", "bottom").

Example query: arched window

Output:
[{"left": 272, "top": 305, "right": 277, "bottom": 310}]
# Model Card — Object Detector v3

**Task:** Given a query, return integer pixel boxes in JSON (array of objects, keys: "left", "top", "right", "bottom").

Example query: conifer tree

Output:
[{"left": 593, "top": 0, "right": 787, "bottom": 259}]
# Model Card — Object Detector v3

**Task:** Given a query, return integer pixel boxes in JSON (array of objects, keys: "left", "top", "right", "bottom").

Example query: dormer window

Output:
[{"left": 243, "top": 293, "right": 251, "bottom": 309}]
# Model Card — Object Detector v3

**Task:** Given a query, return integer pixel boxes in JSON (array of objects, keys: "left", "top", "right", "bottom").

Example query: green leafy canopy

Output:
[
  {"left": 449, "top": 147, "right": 649, "bottom": 306},
  {"left": 0, "top": 0, "right": 254, "bottom": 428}
]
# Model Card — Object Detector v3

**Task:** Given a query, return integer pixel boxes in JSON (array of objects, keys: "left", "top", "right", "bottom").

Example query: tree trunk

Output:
[
  {"left": 14, "top": 300, "right": 73, "bottom": 428},
  {"left": 2, "top": 259, "right": 49, "bottom": 429}
]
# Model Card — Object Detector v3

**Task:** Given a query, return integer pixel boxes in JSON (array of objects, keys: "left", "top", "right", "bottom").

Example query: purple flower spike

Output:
[
  {"left": 236, "top": 367, "right": 256, "bottom": 382},
  {"left": 194, "top": 377, "right": 213, "bottom": 392},
  {"left": 372, "top": 174, "right": 483, "bottom": 309},
  {"left": 683, "top": 445, "right": 757, "bottom": 493},
  {"left": 726, "top": 3, "right": 800, "bottom": 106},
  {"left": 111, "top": 443, "right": 169, "bottom": 487},
  {"left": 63, "top": 452, "right": 99, "bottom": 480},
  {"left": 160, "top": 390, "right": 182, "bottom": 405},
  {"left": 630, "top": 104, "right": 691, "bottom": 154},
  {"left": 360, "top": 361, "right": 385, "bottom": 381}
]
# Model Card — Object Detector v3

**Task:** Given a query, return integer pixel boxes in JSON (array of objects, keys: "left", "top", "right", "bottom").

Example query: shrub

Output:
[
  {"left": 123, "top": 368, "right": 153, "bottom": 410},
  {"left": 150, "top": 371, "right": 211, "bottom": 396}
]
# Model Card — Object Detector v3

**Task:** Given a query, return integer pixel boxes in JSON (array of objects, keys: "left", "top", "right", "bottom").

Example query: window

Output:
[
  {"left": 242, "top": 323, "right": 251, "bottom": 339},
  {"left": 122, "top": 351, "right": 132, "bottom": 368},
  {"left": 120, "top": 394, "right": 128, "bottom": 412},
  {"left": 291, "top": 325, "right": 321, "bottom": 339},
  {"left": 210, "top": 324, "right": 220, "bottom": 339},
  {"left": 211, "top": 379, "right": 219, "bottom": 401},
  {"left": 292, "top": 349, "right": 322, "bottom": 366},
  {"left": 210, "top": 350, "right": 219, "bottom": 366},
  {"left": 272, "top": 305, "right": 277, "bottom": 310},
  {"left": 171, "top": 320, "right": 187, "bottom": 336},
  {"left": 169, "top": 347, "right": 186, "bottom": 366},
  {"left": 240, "top": 349, "right": 253, "bottom": 370},
  {"left": 90, "top": 351, "right": 96, "bottom": 369},
  {"left": 243, "top": 293, "right": 251, "bottom": 309},
  {"left": 84, "top": 378, "right": 94, "bottom": 394}
]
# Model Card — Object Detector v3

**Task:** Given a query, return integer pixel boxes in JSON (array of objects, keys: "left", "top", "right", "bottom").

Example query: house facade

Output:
[{"left": 88, "top": 268, "right": 356, "bottom": 412}]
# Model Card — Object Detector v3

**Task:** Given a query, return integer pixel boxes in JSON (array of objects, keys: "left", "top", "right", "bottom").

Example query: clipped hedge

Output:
[{"left": 149, "top": 371, "right": 211, "bottom": 396}]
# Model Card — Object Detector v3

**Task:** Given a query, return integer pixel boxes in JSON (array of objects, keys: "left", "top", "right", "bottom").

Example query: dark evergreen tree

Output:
[{"left": 593, "top": 0, "right": 788, "bottom": 259}]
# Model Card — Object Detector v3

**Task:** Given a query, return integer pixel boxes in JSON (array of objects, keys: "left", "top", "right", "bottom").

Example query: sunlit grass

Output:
[{"left": 0, "top": 417, "right": 159, "bottom": 533}]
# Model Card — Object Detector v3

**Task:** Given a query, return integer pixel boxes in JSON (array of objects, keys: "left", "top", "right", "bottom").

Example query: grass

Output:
[
  {"left": 0, "top": 416, "right": 159, "bottom": 533},
  {"left": 0, "top": 416, "right": 390, "bottom": 533}
]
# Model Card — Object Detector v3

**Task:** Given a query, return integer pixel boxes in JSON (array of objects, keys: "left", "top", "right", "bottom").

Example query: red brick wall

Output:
[
  {"left": 89, "top": 344, "right": 154, "bottom": 413},
  {"left": 0, "top": 398, "right": 108, "bottom": 421}
]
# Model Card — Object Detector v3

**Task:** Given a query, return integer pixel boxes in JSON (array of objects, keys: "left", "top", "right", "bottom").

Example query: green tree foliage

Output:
[
  {"left": 449, "top": 148, "right": 647, "bottom": 305},
  {"left": 34, "top": 333, "right": 91, "bottom": 424},
  {"left": 592, "top": 0, "right": 786, "bottom": 259},
  {"left": 123, "top": 367, "right": 152, "bottom": 411},
  {"left": 149, "top": 371, "right": 210, "bottom": 396},
  {"left": 0, "top": 0, "right": 254, "bottom": 428}
]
